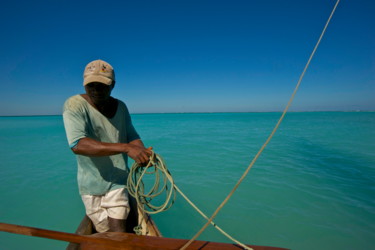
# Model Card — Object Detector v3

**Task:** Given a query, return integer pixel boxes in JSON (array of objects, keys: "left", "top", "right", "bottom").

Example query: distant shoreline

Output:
[{"left": 1, "top": 110, "right": 374, "bottom": 118}]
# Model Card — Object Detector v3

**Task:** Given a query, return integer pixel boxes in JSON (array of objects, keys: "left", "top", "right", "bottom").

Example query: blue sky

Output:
[{"left": 0, "top": 0, "right": 374, "bottom": 115}]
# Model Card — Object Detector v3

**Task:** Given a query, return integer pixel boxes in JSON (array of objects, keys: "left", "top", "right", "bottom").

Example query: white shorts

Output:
[{"left": 81, "top": 188, "right": 130, "bottom": 232}]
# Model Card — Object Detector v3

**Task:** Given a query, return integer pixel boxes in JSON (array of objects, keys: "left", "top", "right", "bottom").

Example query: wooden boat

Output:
[
  {"left": 1, "top": 220, "right": 288, "bottom": 250},
  {"left": 62, "top": 196, "right": 287, "bottom": 250},
  {"left": 0, "top": 195, "right": 287, "bottom": 249}
]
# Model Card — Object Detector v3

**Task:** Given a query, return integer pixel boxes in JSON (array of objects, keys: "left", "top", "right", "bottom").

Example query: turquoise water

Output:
[{"left": 0, "top": 112, "right": 374, "bottom": 250}]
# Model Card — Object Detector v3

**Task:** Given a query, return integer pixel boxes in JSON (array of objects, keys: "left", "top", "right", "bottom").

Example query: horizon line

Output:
[{"left": 0, "top": 110, "right": 374, "bottom": 118}]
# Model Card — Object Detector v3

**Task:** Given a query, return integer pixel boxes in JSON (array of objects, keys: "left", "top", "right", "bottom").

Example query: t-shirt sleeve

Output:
[
  {"left": 62, "top": 98, "right": 88, "bottom": 147},
  {"left": 123, "top": 103, "right": 141, "bottom": 143}
]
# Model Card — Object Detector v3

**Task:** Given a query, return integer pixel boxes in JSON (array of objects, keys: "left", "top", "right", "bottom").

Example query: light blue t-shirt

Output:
[{"left": 62, "top": 95, "right": 140, "bottom": 195}]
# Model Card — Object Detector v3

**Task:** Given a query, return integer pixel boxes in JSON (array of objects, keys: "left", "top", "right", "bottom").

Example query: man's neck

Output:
[{"left": 81, "top": 94, "right": 118, "bottom": 118}]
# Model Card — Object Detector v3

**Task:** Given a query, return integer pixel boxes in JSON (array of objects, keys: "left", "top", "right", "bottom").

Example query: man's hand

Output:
[
  {"left": 126, "top": 139, "right": 153, "bottom": 165},
  {"left": 126, "top": 144, "right": 153, "bottom": 165}
]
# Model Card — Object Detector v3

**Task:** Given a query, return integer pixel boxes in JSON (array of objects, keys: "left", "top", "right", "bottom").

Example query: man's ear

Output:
[{"left": 111, "top": 81, "right": 116, "bottom": 90}]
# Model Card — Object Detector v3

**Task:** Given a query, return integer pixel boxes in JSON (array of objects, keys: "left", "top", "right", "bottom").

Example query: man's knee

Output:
[{"left": 108, "top": 217, "right": 127, "bottom": 232}]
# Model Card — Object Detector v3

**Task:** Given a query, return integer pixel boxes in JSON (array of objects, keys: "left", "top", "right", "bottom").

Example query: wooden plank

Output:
[
  {"left": 0, "top": 222, "right": 99, "bottom": 245},
  {"left": 81, "top": 232, "right": 288, "bottom": 250},
  {"left": 0, "top": 222, "right": 287, "bottom": 250}
]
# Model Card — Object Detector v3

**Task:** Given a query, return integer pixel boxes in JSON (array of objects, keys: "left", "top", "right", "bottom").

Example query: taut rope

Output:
[
  {"left": 127, "top": 0, "right": 341, "bottom": 248},
  {"left": 181, "top": 0, "right": 341, "bottom": 249}
]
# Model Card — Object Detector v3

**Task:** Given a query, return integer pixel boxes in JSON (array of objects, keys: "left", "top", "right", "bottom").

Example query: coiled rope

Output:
[
  {"left": 127, "top": 151, "right": 176, "bottom": 235},
  {"left": 127, "top": 151, "right": 176, "bottom": 215},
  {"left": 127, "top": 151, "right": 252, "bottom": 249}
]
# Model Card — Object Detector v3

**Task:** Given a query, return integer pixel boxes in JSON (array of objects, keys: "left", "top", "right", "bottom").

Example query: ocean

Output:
[{"left": 0, "top": 112, "right": 374, "bottom": 250}]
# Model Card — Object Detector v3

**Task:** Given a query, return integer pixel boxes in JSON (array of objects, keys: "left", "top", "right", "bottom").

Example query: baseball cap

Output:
[{"left": 83, "top": 59, "right": 115, "bottom": 86}]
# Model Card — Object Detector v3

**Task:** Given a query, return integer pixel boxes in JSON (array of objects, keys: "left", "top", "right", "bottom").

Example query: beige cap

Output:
[{"left": 83, "top": 59, "right": 115, "bottom": 86}]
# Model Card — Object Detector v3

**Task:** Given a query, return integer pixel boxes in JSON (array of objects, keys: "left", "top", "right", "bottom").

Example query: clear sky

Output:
[{"left": 0, "top": 0, "right": 374, "bottom": 116}]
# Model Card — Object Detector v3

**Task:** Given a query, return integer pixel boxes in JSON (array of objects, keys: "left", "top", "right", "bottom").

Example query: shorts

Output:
[{"left": 81, "top": 188, "right": 130, "bottom": 233}]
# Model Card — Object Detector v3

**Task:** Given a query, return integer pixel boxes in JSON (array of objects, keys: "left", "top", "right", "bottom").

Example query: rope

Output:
[
  {"left": 173, "top": 185, "right": 252, "bottom": 249},
  {"left": 127, "top": 151, "right": 176, "bottom": 234},
  {"left": 127, "top": 0, "right": 340, "bottom": 246},
  {"left": 127, "top": 151, "right": 251, "bottom": 249},
  {"left": 127, "top": 151, "right": 176, "bottom": 215},
  {"left": 180, "top": 0, "right": 341, "bottom": 249}
]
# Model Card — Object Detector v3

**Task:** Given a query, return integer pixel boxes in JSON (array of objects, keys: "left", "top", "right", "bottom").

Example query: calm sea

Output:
[{"left": 0, "top": 112, "right": 374, "bottom": 250}]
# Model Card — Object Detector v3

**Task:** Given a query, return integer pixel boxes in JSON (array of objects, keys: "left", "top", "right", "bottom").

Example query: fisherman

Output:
[{"left": 62, "top": 59, "right": 152, "bottom": 233}]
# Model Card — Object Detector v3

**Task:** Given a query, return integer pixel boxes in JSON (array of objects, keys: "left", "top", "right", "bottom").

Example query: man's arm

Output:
[{"left": 72, "top": 138, "right": 152, "bottom": 164}]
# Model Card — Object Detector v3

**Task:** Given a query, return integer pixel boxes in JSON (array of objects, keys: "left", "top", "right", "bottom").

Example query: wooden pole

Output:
[
  {"left": 0, "top": 222, "right": 107, "bottom": 244},
  {"left": 0, "top": 222, "right": 287, "bottom": 250}
]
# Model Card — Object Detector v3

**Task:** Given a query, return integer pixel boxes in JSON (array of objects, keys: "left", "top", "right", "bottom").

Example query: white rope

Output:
[
  {"left": 127, "top": 152, "right": 251, "bottom": 248},
  {"left": 181, "top": 0, "right": 341, "bottom": 249}
]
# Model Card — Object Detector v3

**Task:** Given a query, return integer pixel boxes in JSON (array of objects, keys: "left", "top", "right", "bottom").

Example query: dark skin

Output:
[{"left": 73, "top": 81, "right": 152, "bottom": 232}]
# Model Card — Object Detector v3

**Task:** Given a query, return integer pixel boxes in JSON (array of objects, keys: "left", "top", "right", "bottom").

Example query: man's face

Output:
[{"left": 85, "top": 82, "right": 113, "bottom": 104}]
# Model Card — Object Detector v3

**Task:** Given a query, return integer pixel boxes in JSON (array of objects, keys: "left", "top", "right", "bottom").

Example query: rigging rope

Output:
[
  {"left": 127, "top": 0, "right": 341, "bottom": 248},
  {"left": 180, "top": 0, "right": 341, "bottom": 249}
]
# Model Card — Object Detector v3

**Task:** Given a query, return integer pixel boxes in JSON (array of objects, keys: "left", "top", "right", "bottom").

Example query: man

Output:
[{"left": 63, "top": 59, "right": 152, "bottom": 233}]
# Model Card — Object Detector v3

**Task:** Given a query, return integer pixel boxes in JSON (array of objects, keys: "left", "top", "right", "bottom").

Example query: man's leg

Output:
[
  {"left": 81, "top": 188, "right": 130, "bottom": 233},
  {"left": 81, "top": 195, "right": 110, "bottom": 233},
  {"left": 108, "top": 217, "right": 126, "bottom": 232},
  {"left": 104, "top": 188, "right": 130, "bottom": 232}
]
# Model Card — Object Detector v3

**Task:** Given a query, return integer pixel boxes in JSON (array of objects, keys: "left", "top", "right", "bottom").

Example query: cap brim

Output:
[{"left": 83, "top": 75, "right": 113, "bottom": 86}]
